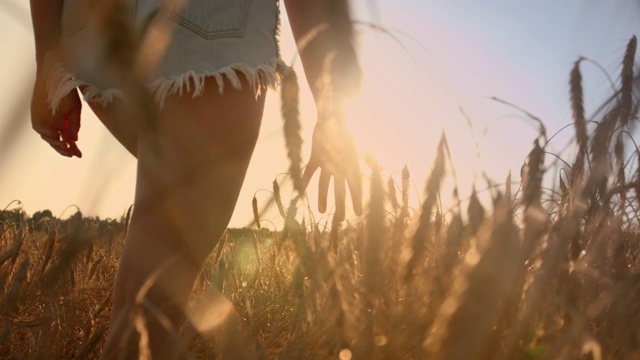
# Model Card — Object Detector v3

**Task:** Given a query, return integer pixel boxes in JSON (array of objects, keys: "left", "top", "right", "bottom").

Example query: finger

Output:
[
  {"left": 60, "top": 107, "right": 82, "bottom": 157},
  {"left": 58, "top": 115, "right": 70, "bottom": 131},
  {"left": 49, "top": 140, "right": 67, "bottom": 149},
  {"left": 47, "top": 139, "right": 69, "bottom": 151},
  {"left": 40, "top": 134, "right": 65, "bottom": 147},
  {"left": 68, "top": 105, "right": 81, "bottom": 141},
  {"left": 61, "top": 129, "right": 74, "bottom": 144},
  {"left": 59, "top": 136, "right": 82, "bottom": 157},
  {"left": 37, "top": 128, "right": 61, "bottom": 141},
  {"left": 60, "top": 116, "right": 74, "bottom": 142},
  {"left": 58, "top": 132, "right": 82, "bottom": 157},
  {"left": 48, "top": 142, "right": 73, "bottom": 157},
  {"left": 318, "top": 170, "right": 331, "bottom": 213},
  {"left": 40, "top": 135, "right": 75, "bottom": 157},
  {"left": 302, "top": 160, "right": 319, "bottom": 191},
  {"left": 334, "top": 177, "right": 346, "bottom": 222},
  {"left": 67, "top": 141, "right": 83, "bottom": 158}
]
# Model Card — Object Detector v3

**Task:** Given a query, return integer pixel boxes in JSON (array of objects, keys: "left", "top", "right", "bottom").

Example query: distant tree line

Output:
[
  {"left": 0, "top": 208, "right": 128, "bottom": 235},
  {"left": 0, "top": 208, "right": 262, "bottom": 236}
]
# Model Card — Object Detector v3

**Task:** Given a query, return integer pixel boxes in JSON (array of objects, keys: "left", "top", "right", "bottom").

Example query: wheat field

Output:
[
  {"left": 3, "top": 1, "right": 640, "bottom": 357},
  {"left": 1, "top": 35, "right": 640, "bottom": 359}
]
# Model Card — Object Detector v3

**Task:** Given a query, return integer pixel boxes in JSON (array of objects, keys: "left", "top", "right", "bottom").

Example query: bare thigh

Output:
[
  {"left": 97, "top": 75, "right": 266, "bottom": 358},
  {"left": 90, "top": 74, "right": 266, "bottom": 255},
  {"left": 134, "top": 75, "right": 266, "bottom": 258},
  {"left": 87, "top": 92, "right": 139, "bottom": 157}
]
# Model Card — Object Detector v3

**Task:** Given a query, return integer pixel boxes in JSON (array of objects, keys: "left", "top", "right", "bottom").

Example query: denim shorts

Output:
[{"left": 47, "top": 0, "right": 283, "bottom": 111}]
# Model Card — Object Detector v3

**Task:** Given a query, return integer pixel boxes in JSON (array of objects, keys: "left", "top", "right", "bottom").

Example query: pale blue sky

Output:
[{"left": 1, "top": 1, "right": 639, "bottom": 226}]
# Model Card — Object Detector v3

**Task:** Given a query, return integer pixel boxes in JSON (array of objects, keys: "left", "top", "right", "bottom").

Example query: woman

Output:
[{"left": 30, "top": 0, "right": 361, "bottom": 357}]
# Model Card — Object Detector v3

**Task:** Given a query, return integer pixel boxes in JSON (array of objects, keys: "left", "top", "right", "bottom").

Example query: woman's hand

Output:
[
  {"left": 31, "top": 65, "right": 82, "bottom": 158},
  {"left": 284, "top": 0, "right": 363, "bottom": 221},
  {"left": 302, "top": 114, "right": 362, "bottom": 221}
]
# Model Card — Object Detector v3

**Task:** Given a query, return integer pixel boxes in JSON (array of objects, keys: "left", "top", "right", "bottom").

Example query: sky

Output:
[{"left": 1, "top": 1, "right": 639, "bottom": 227}]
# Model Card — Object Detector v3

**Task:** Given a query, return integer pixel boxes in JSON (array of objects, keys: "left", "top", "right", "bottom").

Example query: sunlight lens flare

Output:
[{"left": 190, "top": 287, "right": 234, "bottom": 334}]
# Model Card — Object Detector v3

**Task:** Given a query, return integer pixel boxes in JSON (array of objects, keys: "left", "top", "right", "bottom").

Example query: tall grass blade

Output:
[
  {"left": 281, "top": 66, "right": 304, "bottom": 195},
  {"left": 619, "top": 35, "right": 637, "bottom": 127},
  {"left": 405, "top": 135, "right": 446, "bottom": 282}
]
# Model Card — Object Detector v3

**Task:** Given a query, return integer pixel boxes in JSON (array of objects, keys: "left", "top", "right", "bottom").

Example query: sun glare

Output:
[{"left": 343, "top": 19, "right": 529, "bottom": 216}]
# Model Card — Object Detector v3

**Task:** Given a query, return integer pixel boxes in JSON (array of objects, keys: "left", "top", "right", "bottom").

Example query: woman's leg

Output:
[
  {"left": 86, "top": 92, "right": 139, "bottom": 157},
  {"left": 95, "top": 75, "right": 265, "bottom": 358}
]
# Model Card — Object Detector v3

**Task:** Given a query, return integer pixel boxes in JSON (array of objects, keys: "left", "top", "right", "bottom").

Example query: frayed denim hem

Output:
[{"left": 46, "top": 52, "right": 285, "bottom": 112}]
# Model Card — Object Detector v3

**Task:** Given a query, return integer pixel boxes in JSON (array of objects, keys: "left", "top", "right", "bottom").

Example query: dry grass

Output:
[
  {"left": 3, "top": 37, "right": 640, "bottom": 358},
  {"left": 3, "top": 1, "right": 640, "bottom": 358}
]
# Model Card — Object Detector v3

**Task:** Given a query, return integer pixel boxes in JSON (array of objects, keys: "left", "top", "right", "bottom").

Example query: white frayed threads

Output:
[
  {"left": 150, "top": 58, "right": 285, "bottom": 107},
  {"left": 45, "top": 52, "right": 123, "bottom": 112},
  {"left": 45, "top": 53, "right": 80, "bottom": 113},
  {"left": 45, "top": 53, "right": 285, "bottom": 110}
]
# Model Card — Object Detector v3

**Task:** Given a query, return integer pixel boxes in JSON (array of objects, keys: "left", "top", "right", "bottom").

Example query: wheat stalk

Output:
[
  {"left": 570, "top": 59, "right": 587, "bottom": 150},
  {"left": 388, "top": 176, "right": 400, "bottom": 212},
  {"left": 521, "top": 139, "right": 545, "bottom": 209},
  {"left": 401, "top": 165, "right": 410, "bottom": 213},
  {"left": 392, "top": 165, "right": 410, "bottom": 237},
  {"left": 364, "top": 163, "right": 385, "bottom": 298},
  {"left": 252, "top": 196, "right": 261, "bottom": 230},
  {"left": 280, "top": 66, "right": 304, "bottom": 195},
  {"left": 124, "top": 204, "right": 133, "bottom": 238},
  {"left": 570, "top": 59, "right": 588, "bottom": 190},
  {"left": 39, "top": 230, "right": 56, "bottom": 275},
  {"left": 0, "top": 257, "right": 29, "bottom": 318},
  {"left": 273, "top": 179, "right": 287, "bottom": 219},
  {"left": 467, "top": 186, "right": 485, "bottom": 235},
  {"left": 619, "top": 35, "right": 637, "bottom": 127},
  {"left": 74, "top": 326, "right": 105, "bottom": 360},
  {"left": 405, "top": 135, "right": 446, "bottom": 282}
]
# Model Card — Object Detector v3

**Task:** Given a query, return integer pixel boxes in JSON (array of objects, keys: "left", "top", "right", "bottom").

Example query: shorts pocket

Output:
[{"left": 170, "top": 0, "right": 251, "bottom": 40}]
